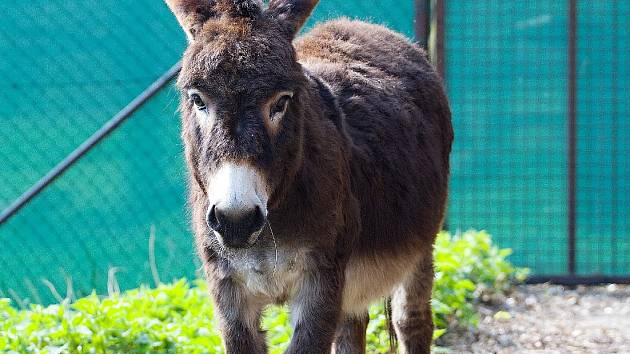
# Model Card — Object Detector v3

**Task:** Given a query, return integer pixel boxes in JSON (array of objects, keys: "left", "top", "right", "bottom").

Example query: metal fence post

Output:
[
  {"left": 415, "top": 0, "right": 430, "bottom": 48},
  {"left": 429, "top": 0, "right": 446, "bottom": 79},
  {"left": 567, "top": 0, "right": 577, "bottom": 276}
]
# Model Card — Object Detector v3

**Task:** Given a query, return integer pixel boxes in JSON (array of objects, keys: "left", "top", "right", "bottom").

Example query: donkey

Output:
[{"left": 165, "top": 0, "right": 453, "bottom": 352}]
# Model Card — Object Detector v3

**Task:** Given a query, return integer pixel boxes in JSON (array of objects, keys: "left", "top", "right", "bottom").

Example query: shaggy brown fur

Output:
[{"left": 165, "top": 0, "right": 453, "bottom": 353}]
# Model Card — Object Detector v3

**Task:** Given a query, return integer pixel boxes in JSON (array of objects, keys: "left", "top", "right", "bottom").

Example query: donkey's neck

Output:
[{"left": 268, "top": 69, "right": 351, "bottom": 244}]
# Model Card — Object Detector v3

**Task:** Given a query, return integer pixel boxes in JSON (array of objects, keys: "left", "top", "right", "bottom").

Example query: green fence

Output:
[
  {"left": 445, "top": 1, "right": 629, "bottom": 279},
  {"left": 0, "top": 1, "right": 628, "bottom": 304},
  {"left": 0, "top": 0, "right": 414, "bottom": 304}
]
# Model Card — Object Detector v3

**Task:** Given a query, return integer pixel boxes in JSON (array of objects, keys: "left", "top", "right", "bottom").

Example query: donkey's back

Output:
[{"left": 297, "top": 19, "right": 453, "bottom": 256}]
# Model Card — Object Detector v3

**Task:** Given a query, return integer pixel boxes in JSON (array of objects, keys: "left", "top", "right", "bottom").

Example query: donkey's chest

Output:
[{"left": 230, "top": 248, "right": 307, "bottom": 302}]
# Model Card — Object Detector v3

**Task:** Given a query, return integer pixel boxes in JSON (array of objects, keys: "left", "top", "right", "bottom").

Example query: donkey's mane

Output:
[{"left": 215, "top": 0, "right": 263, "bottom": 18}]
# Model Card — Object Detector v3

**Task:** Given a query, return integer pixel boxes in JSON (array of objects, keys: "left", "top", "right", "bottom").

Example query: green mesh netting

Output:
[
  {"left": 0, "top": 0, "right": 414, "bottom": 304},
  {"left": 446, "top": 1, "right": 629, "bottom": 276}
]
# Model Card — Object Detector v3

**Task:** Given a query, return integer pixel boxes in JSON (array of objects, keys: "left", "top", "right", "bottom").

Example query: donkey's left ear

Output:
[
  {"left": 267, "top": 0, "right": 319, "bottom": 38},
  {"left": 164, "top": 0, "right": 218, "bottom": 41}
]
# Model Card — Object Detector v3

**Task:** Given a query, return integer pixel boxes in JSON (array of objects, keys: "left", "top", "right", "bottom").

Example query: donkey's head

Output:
[{"left": 167, "top": 0, "right": 318, "bottom": 249}]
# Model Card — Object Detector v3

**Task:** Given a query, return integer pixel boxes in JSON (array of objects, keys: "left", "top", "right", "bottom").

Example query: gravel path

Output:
[{"left": 438, "top": 284, "right": 630, "bottom": 353}]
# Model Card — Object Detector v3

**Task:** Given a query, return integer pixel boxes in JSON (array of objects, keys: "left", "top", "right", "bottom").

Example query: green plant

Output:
[
  {"left": 1, "top": 280, "right": 221, "bottom": 353},
  {"left": 0, "top": 230, "right": 527, "bottom": 353},
  {"left": 432, "top": 230, "right": 528, "bottom": 333}
]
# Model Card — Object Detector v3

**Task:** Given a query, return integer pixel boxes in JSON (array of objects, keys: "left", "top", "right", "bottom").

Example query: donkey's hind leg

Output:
[
  {"left": 391, "top": 256, "right": 434, "bottom": 354},
  {"left": 332, "top": 312, "right": 369, "bottom": 354}
]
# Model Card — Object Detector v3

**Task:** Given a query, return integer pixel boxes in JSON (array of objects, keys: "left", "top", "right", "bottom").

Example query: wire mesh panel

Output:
[
  {"left": 575, "top": 1, "right": 629, "bottom": 276},
  {"left": 445, "top": 0, "right": 629, "bottom": 277},
  {"left": 0, "top": 0, "right": 188, "bottom": 304},
  {"left": 0, "top": 1, "right": 415, "bottom": 304},
  {"left": 0, "top": 1, "right": 186, "bottom": 207},
  {"left": 446, "top": 1, "right": 569, "bottom": 275},
  {"left": 0, "top": 88, "right": 190, "bottom": 304}
]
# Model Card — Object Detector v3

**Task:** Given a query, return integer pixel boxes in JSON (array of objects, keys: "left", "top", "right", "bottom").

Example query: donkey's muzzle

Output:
[{"left": 207, "top": 204, "right": 266, "bottom": 248}]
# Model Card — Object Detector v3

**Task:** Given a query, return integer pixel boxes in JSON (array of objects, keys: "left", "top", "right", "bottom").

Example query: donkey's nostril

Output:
[{"left": 206, "top": 205, "right": 221, "bottom": 231}]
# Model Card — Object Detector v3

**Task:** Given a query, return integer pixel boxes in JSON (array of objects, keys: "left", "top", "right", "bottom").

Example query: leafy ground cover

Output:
[{"left": 0, "top": 230, "right": 527, "bottom": 353}]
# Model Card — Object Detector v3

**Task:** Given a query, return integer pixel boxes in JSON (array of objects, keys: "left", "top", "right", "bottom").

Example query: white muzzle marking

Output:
[{"left": 207, "top": 162, "right": 269, "bottom": 243}]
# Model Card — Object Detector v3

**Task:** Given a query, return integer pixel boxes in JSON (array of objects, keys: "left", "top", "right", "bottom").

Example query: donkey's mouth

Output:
[{"left": 212, "top": 231, "right": 252, "bottom": 249}]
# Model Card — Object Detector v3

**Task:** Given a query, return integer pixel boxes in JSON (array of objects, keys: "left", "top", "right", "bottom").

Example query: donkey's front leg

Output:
[
  {"left": 210, "top": 276, "right": 267, "bottom": 354},
  {"left": 287, "top": 263, "right": 344, "bottom": 354}
]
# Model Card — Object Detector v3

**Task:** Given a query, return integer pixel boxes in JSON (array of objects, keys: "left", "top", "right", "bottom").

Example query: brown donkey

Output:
[{"left": 165, "top": 0, "right": 453, "bottom": 352}]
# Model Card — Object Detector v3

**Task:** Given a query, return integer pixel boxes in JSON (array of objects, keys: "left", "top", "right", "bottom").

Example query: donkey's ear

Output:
[
  {"left": 164, "top": 0, "right": 218, "bottom": 41},
  {"left": 267, "top": 0, "right": 319, "bottom": 38}
]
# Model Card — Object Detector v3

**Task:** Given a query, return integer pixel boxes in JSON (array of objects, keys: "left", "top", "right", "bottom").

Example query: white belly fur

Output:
[
  {"left": 342, "top": 251, "right": 420, "bottom": 315},
  {"left": 231, "top": 246, "right": 419, "bottom": 315}
]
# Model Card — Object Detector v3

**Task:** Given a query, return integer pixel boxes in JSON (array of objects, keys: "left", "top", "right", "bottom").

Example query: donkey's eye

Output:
[
  {"left": 270, "top": 95, "right": 291, "bottom": 119},
  {"left": 190, "top": 93, "right": 206, "bottom": 109}
]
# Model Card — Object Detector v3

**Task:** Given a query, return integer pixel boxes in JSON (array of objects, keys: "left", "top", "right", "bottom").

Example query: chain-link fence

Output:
[
  {"left": 0, "top": 1, "right": 416, "bottom": 304},
  {"left": 444, "top": 1, "right": 629, "bottom": 281},
  {"left": 0, "top": 0, "right": 192, "bottom": 305}
]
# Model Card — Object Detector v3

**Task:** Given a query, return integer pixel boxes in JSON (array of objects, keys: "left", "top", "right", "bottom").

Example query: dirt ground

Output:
[{"left": 438, "top": 284, "right": 630, "bottom": 353}]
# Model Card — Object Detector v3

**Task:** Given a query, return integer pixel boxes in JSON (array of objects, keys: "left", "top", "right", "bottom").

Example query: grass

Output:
[{"left": 0, "top": 230, "right": 528, "bottom": 353}]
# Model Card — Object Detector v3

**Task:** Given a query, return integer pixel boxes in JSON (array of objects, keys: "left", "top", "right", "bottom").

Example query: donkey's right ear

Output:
[{"left": 165, "top": 0, "right": 218, "bottom": 41}]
